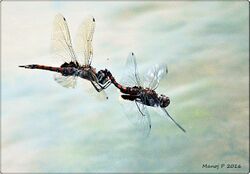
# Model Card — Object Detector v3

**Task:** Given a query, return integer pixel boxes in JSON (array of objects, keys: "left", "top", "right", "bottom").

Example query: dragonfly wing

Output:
[
  {"left": 54, "top": 73, "right": 77, "bottom": 88},
  {"left": 75, "top": 16, "right": 95, "bottom": 66},
  {"left": 85, "top": 85, "right": 109, "bottom": 100},
  {"left": 121, "top": 98, "right": 151, "bottom": 137},
  {"left": 52, "top": 14, "right": 78, "bottom": 64},
  {"left": 161, "top": 108, "right": 186, "bottom": 133},
  {"left": 120, "top": 52, "right": 142, "bottom": 87},
  {"left": 136, "top": 101, "right": 152, "bottom": 137},
  {"left": 144, "top": 64, "right": 168, "bottom": 90},
  {"left": 98, "top": 90, "right": 109, "bottom": 100}
]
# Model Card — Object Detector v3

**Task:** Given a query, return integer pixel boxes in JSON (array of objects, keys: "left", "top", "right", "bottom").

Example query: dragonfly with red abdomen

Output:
[
  {"left": 100, "top": 52, "right": 186, "bottom": 136},
  {"left": 19, "top": 14, "right": 111, "bottom": 96}
]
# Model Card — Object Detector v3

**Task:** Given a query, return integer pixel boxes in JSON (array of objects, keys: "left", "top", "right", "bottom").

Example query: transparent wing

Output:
[
  {"left": 98, "top": 90, "right": 109, "bottom": 100},
  {"left": 75, "top": 16, "right": 95, "bottom": 66},
  {"left": 85, "top": 85, "right": 109, "bottom": 100},
  {"left": 143, "top": 64, "right": 168, "bottom": 90},
  {"left": 54, "top": 73, "right": 77, "bottom": 88},
  {"left": 120, "top": 52, "right": 142, "bottom": 87},
  {"left": 162, "top": 108, "right": 186, "bottom": 133},
  {"left": 121, "top": 98, "right": 151, "bottom": 137},
  {"left": 52, "top": 14, "right": 77, "bottom": 63},
  {"left": 135, "top": 101, "right": 152, "bottom": 137}
]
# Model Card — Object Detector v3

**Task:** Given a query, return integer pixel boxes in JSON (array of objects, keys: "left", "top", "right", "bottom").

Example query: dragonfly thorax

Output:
[
  {"left": 138, "top": 89, "right": 160, "bottom": 107},
  {"left": 80, "top": 65, "right": 96, "bottom": 73},
  {"left": 60, "top": 61, "right": 79, "bottom": 68},
  {"left": 138, "top": 89, "right": 170, "bottom": 108}
]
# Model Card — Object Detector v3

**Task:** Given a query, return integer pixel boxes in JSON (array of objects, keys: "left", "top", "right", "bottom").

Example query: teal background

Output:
[{"left": 1, "top": 1, "right": 249, "bottom": 173}]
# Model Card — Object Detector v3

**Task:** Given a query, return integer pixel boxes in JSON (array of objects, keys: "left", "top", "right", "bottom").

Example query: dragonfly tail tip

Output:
[{"left": 19, "top": 65, "right": 26, "bottom": 68}]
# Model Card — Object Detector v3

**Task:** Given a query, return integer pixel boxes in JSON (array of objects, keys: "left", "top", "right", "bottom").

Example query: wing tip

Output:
[{"left": 55, "top": 13, "right": 64, "bottom": 19}]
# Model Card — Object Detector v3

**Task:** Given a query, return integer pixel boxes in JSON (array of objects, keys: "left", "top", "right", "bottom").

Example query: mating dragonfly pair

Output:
[{"left": 19, "top": 14, "right": 186, "bottom": 136}]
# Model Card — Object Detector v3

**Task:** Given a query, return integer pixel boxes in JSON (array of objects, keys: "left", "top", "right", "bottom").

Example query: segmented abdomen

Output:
[
  {"left": 103, "top": 69, "right": 139, "bottom": 95},
  {"left": 19, "top": 64, "right": 76, "bottom": 76}
]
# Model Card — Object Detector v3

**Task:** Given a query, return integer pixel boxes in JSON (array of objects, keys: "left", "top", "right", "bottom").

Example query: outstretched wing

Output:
[
  {"left": 75, "top": 16, "right": 95, "bottom": 66},
  {"left": 162, "top": 108, "right": 186, "bottom": 133},
  {"left": 121, "top": 98, "right": 151, "bottom": 137},
  {"left": 54, "top": 73, "right": 77, "bottom": 88},
  {"left": 52, "top": 14, "right": 77, "bottom": 64},
  {"left": 134, "top": 101, "right": 152, "bottom": 137},
  {"left": 144, "top": 64, "right": 168, "bottom": 90},
  {"left": 119, "top": 52, "right": 151, "bottom": 136},
  {"left": 84, "top": 83, "right": 109, "bottom": 100},
  {"left": 120, "top": 52, "right": 142, "bottom": 87}
]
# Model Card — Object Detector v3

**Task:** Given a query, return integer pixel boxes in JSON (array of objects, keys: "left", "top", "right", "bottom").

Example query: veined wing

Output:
[
  {"left": 54, "top": 73, "right": 77, "bottom": 88},
  {"left": 121, "top": 98, "right": 151, "bottom": 137},
  {"left": 120, "top": 52, "right": 142, "bottom": 87},
  {"left": 75, "top": 16, "right": 95, "bottom": 66},
  {"left": 85, "top": 83, "right": 109, "bottom": 100},
  {"left": 52, "top": 14, "right": 77, "bottom": 64},
  {"left": 144, "top": 64, "right": 168, "bottom": 90},
  {"left": 134, "top": 101, "right": 152, "bottom": 137}
]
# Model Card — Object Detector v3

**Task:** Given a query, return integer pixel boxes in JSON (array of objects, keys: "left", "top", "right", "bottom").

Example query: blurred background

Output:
[{"left": 1, "top": 1, "right": 249, "bottom": 173}]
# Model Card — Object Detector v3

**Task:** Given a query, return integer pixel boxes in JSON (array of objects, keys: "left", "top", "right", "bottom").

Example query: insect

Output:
[
  {"left": 19, "top": 14, "right": 111, "bottom": 95},
  {"left": 100, "top": 52, "right": 186, "bottom": 136}
]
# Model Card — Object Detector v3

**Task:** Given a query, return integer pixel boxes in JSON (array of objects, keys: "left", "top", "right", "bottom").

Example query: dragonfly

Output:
[
  {"left": 19, "top": 14, "right": 111, "bottom": 96},
  {"left": 99, "top": 52, "right": 186, "bottom": 136}
]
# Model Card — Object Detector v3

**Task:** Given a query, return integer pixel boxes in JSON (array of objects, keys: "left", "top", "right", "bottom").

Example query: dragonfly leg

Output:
[
  {"left": 91, "top": 80, "right": 111, "bottom": 92},
  {"left": 100, "top": 80, "right": 111, "bottom": 89},
  {"left": 90, "top": 70, "right": 112, "bottom": 92},
  {"left": 90, "top": 80, "right": 103, "bottom": 92},
  {"left": 135, "top": 101, "right": 145, "bottom": 117}
]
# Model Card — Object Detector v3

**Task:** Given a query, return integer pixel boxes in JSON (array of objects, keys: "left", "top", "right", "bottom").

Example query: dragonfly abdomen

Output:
[
  {"left": 19, "top": 64, "right": 79, "bottom": 77},
  {"left": 19, "top": 64, "right": 62, "bottom": 73},
  {"left": 101, "top": 69, "right": 138, "bottom": 94}
]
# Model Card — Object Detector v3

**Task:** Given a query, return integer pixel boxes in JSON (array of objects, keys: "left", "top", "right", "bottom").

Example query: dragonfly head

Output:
[
  {"left": 159, "top": 94, "right": 170, "bottom": 108},
  {"left": 96, "top": 69, "right": 110, "bottom": 86}
]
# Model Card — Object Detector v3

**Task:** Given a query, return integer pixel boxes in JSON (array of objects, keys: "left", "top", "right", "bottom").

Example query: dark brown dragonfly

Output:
[
  {"left": 99, "top": 52, "right": 186, "bottom": 136},
  {"left": 19, "top": 14, "right": 111, "bottom": 97}
]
